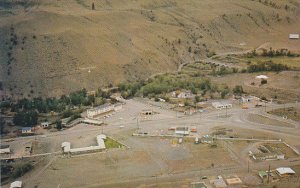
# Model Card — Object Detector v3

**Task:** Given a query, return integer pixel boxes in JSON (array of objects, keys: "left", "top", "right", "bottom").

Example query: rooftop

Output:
[
  {"left": 10, "top": 181, "right": 22, "bottom": 188},
  {"left": 0, "top": 145, "right": 10, "bottom": 149},
  {"left": 276, "top": 167, "right": 295, "bottom": 175},
  {"left": 21, "top": 127, "right": 32, "bottom": 131}
]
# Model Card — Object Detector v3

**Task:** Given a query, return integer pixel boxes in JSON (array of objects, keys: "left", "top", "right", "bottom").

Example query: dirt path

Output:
[{"left": 178, "top": 42, "right": 270, "bottom": 71}]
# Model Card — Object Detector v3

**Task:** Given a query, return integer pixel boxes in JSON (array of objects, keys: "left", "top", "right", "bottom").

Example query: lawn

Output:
[{"left": 104, "top": 137, "right": 124, "bottom": 149}]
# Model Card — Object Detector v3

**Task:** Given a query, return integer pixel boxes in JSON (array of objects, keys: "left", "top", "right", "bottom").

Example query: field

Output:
[
  {"left": 247, "top": 113, "right": 294, "bottom": 128},
  {"left": 210, "top": 71, "right": 300, "bottom": 102},
  {"left": 268, "top": 107, "right": 300, "bottom": 122}
]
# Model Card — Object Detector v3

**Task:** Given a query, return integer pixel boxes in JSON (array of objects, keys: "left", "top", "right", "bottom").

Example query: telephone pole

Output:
[
  {"left": 267, "top": 164, "right": 271, "bottom": 184},
  {"left": 247, "top": 160, "right": 250, "bottom": 173}
]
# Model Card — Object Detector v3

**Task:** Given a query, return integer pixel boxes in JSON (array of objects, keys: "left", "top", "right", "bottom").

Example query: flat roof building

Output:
[
  {"left": 276, "top": 167, "right": 295, "bottom": 177},
  {"left": 62, "top": 135, "right": 106, "bottom": 154},
  {"left": 289, "top": 34, "right": 299, "bottom": 39},
  {"left": 21, "top": 127, "right": 33, "bottom": 134},
  {"left": 175, "top": 127, "right": 190, "bottom": 136},
  {"left": 10, "top": 181, "right": 22, "bottom": 188},
  {"left": 0, "top": 145, "right": 10, "bottom": 154},
  {"left": 212, "top": 102, "right": 232, "bottom": 110},
  {"left": 87, "top": 103, "right": 122, "bottom": 118}
]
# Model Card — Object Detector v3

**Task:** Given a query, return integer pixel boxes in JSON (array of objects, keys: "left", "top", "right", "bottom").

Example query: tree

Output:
[
  {"left": 12, "top": 163, "right": 33, "bottom": 178},
  {"left": 0, "top": 117, "right": 6, "bottom": 134},
  {"left": 261, "top": 79, "right": 267, "bottom": 85},
  {"left": 13, "top": 110, "right": 38, "bottom": 127},
  {"left": 56, "top": 120, "right": 62, "bottom": 130},
  {"left": 233, "top": 85, "right": 243, "bottom": 95}
]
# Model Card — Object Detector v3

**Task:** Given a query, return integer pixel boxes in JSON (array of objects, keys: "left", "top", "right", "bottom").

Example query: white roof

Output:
[
  {"left": 97, "top": 134, "right": 107, "bottom": 140},
  {"left": 276, "top": 167, "right": 295, "bottom": 175},
  {"left": 256, "top": 75, "right": 268, "bottom": 79},
  {"left": 82, "top": 118, "right": 103, "bottom": 125},
  {"left": 61, "top": 142, "right": 71, "bottom": 152},
  {"left": 10, "top": 181, "right": 22, "bottom": 188},
  {"left": 289, "top": 34, "right": 299, "bottom": 39}
]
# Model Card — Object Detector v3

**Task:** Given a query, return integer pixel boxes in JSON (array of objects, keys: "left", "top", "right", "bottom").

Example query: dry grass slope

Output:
[{"left": 0, "top": 0, "right": 299, "bottom": 98}]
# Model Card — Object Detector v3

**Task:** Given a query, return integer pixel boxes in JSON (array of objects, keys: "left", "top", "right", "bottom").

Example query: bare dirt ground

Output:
[{"left": 1, "top": 99, "right": 300, "bottom": 188}]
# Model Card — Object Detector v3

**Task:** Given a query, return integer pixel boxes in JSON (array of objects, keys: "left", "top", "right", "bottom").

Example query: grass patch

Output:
[
  {"left": 247, "top": 114, "right": 294, "bottom": 128},
  {"left": 246, "top": 56, "right": 300, "bottom": 68},
  {"left": 268, "top": 107, "right": 300, "bottom": 122},
  {"left": 105, "top": 138, "right": 124, "bottom": 149},
  {"left": 74, "top": 0, "right": 89, "bottom": 8}
]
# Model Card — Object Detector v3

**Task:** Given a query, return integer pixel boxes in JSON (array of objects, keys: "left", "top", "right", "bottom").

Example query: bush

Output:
[
  {"left": 12, "top": 163, "right": 33, "bottom": 178},
  {"left": 233, "top": 85, "right": 243, "bottom": 95},
  {"left": 261, "top": 79, "right": 267, "bottom": 85}
]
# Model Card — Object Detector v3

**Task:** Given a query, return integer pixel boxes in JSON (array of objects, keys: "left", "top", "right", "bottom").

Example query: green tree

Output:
[
  {"left": 56, "top": 120, "right": 62, "bottom": 130},
  {"left": 13, "top": 110, "right": 38, "bottom": 127},
  {"left": 233, "top": 85, "right": 243, "bottom": 95}
]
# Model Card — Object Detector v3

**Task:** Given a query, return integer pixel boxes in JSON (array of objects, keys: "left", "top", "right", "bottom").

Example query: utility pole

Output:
[
  {"left": 264, "top": 101, "right": 267, "bottom": 112},
  {"left": 247, "top": 160, "right": 250, "bottom": 173},
  {"left": 137, "top": 115, "right": 139, "bottom": 131},
  {"left": 225, "top": 106, "right": 228, "bottom": 117},
  {"left": 267, "top": 164, "right": 271, "bottom": 184}
]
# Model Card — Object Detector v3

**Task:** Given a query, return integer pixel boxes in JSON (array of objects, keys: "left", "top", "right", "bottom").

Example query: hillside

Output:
[{"left": 0, "top": 0, "right": 299, "bottom": 98}]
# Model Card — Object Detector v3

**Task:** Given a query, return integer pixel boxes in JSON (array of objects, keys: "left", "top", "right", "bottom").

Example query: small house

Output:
[
  {"left": 21, "top": 127, "right": 33, "bottom": 134},
  {"left": 175, "top": 127, "right": 190, "bottom": 136},
  {"left": 289, "top": 34, "right": 299, "bottom": 40},
  {"left": 276, "top": 167, "right": 295, "bottom": 177},
  {"left": 41, "top": 122, "right": 49, "bottom": 128},
  {"left": 226, "top": 177, "right": 242, "bottom": 185},
  {"left": 212, "top": 102, "right": 232, "bottom": 110},
  {"left": 0, "top": 145, "right": 11, "bottom": 154},
  {"left": 190, "top": 182, "right": 208, "bottom": 188},
  {"left": 213, "top": 178, "right": 227, "bottom": 188},
  {"left": 10, "top": 181, "right": 22, "bottom": 188},
  {"left": 258, "top": 171, "right": 268, "bottom": 179},
  {"left": 177, "top": 90, "right": 193, "bottom": 99}
]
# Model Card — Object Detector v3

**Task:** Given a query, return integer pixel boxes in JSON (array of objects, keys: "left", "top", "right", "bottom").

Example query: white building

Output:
[
  {"left": 81, "top": 118, "right": 103, "bottom": 126},
  {"left": 21, "top": 127, "right": 33, "bottom": 134},
  {"left": 62, "top": 134, "right": 107, "bottom": 154},
  {"left": 175, "top": 127, "right": 190, "bottom": 136},
  {"left": 41, "top": 122, "right": 49, "bottom": 128},
  {"left": 0, "top": 145, "right": 10, "bottom": 154},
  {"left": 10, "top": 181, "right": 22, "bottom": 188},
  {"left": 276, "top": 167, "right": 296, "bottom": 177},
  {"left": 212, "top": 102, "right": 232, "bottom": 110},
  {"left": 289, "top": 34, "right": 299, "bottom": 39},
  {"left": 87, "top": 103, "right": 122, "bottom": 118},
  {"left": 256, "top": 75, "right": 268, "bottom": 79}
]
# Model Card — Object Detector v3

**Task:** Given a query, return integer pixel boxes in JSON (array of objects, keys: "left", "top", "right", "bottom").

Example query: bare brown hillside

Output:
[{"left": 0, "top": 0, "right": 299, "bottom": 98}]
